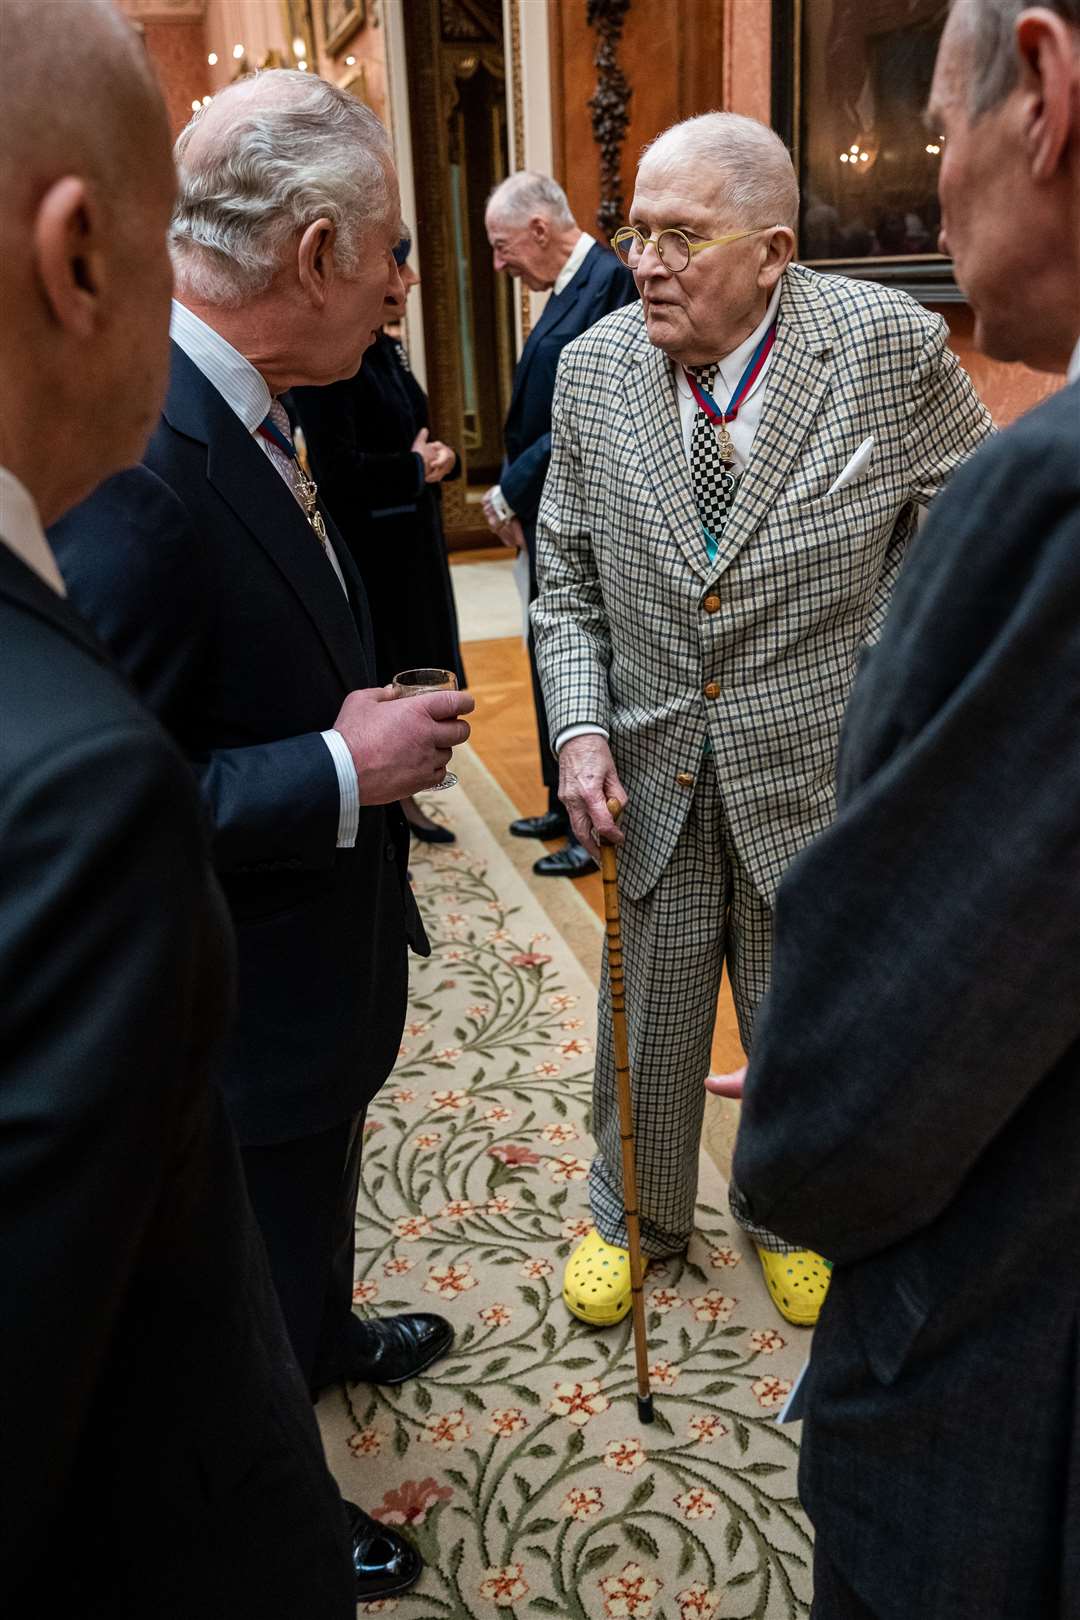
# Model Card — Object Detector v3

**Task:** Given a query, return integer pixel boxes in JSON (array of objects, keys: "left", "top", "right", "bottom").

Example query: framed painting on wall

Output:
[
  {"left": 339, "top": 62, "right": 369, "bottom": 105},
  {"left": 322, "top": 0, "right": 365, "bottom": 55},
  {"left": 280, "top": 0, "right": 316, "bottom": 65},
  {"left": 772, "top": 0, "right": 957, "bottom": 303}
]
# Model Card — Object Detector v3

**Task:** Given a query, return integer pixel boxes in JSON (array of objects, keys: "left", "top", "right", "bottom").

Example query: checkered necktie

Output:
[{"left": 688, "top": 364, "right": 739, "bottom": 552}]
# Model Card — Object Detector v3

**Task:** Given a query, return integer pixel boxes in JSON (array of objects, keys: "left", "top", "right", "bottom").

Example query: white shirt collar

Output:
[
  {"left": 553, "top": 232, "right": 594, "bottom": 297},
  {"left": 170, "top": 299, "right": 272, "bottom": 432},
  {"left": 674, "top": 277, "right": 783, "bottom": 399},
  {"left": 0, "top": 466, "right": 66, "bottom": 596},
  {"left": 1068, "top": 333, "right": 1080, "bottom": 384}
]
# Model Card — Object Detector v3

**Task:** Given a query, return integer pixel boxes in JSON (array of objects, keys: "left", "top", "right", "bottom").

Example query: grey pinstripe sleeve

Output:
[{"left": 532, "top": 353, "right": 613, "bottom": 741}]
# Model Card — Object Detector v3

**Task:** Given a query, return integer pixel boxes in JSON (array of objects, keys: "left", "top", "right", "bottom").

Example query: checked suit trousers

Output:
[{"left": 588, "top": 763, "right": 794, "bottom": 1256}]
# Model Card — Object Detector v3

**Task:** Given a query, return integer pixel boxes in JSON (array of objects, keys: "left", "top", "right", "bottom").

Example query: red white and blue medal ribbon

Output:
[
  {"left": 257, "top": 414, "right": 296, "bottom": 459},
  {"left": 685, "top": 319, "right": 778, "bottom": 465},
  {"left": 257, "top": 412, "right": 331, "bottom": 552}
]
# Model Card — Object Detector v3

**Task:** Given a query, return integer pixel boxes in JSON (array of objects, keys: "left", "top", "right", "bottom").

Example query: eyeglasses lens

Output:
[{"left": 656, "top": 231, "right": 690, "bottom": 271}]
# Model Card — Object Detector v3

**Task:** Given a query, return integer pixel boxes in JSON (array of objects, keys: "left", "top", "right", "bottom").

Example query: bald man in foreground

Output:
[{"left": 0, "top": 2, "right": 353, "bottom": 1614}]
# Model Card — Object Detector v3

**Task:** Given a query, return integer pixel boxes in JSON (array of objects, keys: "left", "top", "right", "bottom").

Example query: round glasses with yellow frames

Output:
[{"left": 611, "top": 224, "right": 773, "bottom": 273}]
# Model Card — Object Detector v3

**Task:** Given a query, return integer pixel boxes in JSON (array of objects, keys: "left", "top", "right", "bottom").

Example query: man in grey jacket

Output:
[{"left": 719, "top": 2, "right": 1080, "bottom": 1613}]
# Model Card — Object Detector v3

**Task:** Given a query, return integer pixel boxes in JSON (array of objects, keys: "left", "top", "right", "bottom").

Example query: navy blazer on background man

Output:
[
  {"left": 733, "top": 383, "right": 1080, "bottom": 1619},
  {"left": 0, "top": 544, "right": 353, "bottom": 1616},
  {"left": 502, "top": 239, "right": 636, "bottom": 568},
  {"left": 50, "top": 342, "right": 428, "bottom": 1148}
]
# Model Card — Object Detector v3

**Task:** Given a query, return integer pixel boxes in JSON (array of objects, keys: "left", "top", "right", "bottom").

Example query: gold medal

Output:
[
  {"left": 715, "top": 421, "right": 736, "bottom": 465},
  {"left": 297, "top": 471, "right": 331, "bottom": 553}
]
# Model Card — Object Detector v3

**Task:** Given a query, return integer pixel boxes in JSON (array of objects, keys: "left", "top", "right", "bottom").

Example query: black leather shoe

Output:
[
  {"left": 509, "top": 809, "right": 570, "bottom": 839},
  {"left": 345, "top": 1500, "right": 423, "bottom": 1601},
  {"left": 340, "top": 1312, "right": 454, "bottom": 1387},
  {"left": 533, "top": 838, "right": 598, "bottom": 878},
  {"left": 407, "top": 819, "right": 456, "bottom": 844}
]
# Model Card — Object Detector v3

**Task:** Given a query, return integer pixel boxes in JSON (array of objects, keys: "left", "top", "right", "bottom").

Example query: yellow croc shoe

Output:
[
  {"left": 756, "top": 1248, "right": 832, "bottom": 1328},
  {"left": 563, "top": 1228, "right": 640, "bottom": 1326}
]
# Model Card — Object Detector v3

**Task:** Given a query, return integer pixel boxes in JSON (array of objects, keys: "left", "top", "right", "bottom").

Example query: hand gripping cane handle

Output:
[{"left": 599, "top": 798, "right": 654, "bottom": 1424}]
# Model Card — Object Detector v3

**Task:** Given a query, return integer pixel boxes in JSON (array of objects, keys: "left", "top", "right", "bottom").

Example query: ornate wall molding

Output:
[
  {"left": 121, "top": 0, "right": 205, "bottom": 18},
  {"left": 586, "top": 0, "right": 631, "bottom": 237},
  {"left": 507, "top": 0, "right": 531, "bottom": 338}
]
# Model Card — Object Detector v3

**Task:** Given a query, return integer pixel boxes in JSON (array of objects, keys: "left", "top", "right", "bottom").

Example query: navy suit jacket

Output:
[
  {"left": 50, "top": 342, "right": 428, "bottom": 1145},
  {"left": 734, "top": 383, "right": 1080, "bottom": 1618},
  {"left": 501, "top": 240, "right": 637, "bottom": 558},
  {"left": 0, "top": 543, "right": 352, "bottom": 1615}
]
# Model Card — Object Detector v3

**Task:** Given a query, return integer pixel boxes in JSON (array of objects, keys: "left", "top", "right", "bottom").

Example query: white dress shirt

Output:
[
  {"left": 0, "top": 467, "right": 66, "bottom": 597},
  {"left": 555, "top": 279, "right": 783, "bottom": 754},
  {"left": 1069, "top": 334, "right": 1080, "bottom": 384},
  {"left": 672, "top": 277, "right": 783, "bottom": 474},
  {"left": 170, "top": 300, "right": 359, "bottom": 849},
  {"left": 553, "top": 231, "right": 595, "bottom": 296}
]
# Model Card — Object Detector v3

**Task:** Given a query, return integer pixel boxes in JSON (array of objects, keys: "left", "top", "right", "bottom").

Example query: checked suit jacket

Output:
[{"left": 533, "top": 262, "right": 993, "bottom": 903}]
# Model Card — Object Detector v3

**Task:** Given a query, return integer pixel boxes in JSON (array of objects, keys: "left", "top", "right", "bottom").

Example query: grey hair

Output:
[
  {"left": 171, "top": 71, "right": 394, "bottom": 306},
  {"left": 485, "top": 171, "right": 575, "bottom": 229},
  {"left": 951, "top": 0, "right": 1080, "bottom": 117},
  {"left": 639, "top": 112, "right": 799, "bottom": 230}
]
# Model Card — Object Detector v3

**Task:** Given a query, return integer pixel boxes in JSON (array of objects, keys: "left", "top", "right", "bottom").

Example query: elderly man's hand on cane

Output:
[{"left": 558, "top": 734, "right": 627, "bottom": 859}]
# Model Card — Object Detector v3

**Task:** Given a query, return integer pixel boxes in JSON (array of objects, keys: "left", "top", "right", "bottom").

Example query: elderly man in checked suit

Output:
[{"left": 534, "top": 111, "right": 992, "bottom": 1330}]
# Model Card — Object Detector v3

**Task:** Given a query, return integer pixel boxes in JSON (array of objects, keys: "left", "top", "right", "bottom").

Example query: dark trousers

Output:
[
  {"left": 811, "top": 1541, "right": 880, "bottom": 1619},
  {"left": 525, "top": 531, "right": 559, "bottom": 811},
  {"left": 241, "top": 1110, "right": 366, "bottom": 1389},
  {"left": 528, "top": 624, "right": 560, "bottom": 810}
]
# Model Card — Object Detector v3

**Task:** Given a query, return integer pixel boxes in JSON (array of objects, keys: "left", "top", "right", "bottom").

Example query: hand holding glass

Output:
[{"left": 391, "top": 668, "right": 460, "bottom": 790}]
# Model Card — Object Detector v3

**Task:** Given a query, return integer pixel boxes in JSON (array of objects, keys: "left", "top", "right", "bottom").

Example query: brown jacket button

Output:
[
  {"left": 703, "top": 594, "right": 720, "bottom": 613},
  {"left": 703, "top": 681, "right": 720, "bottom": 699},
  {"left": 676, "top": 771, "right": 694, "bottom": 788}
]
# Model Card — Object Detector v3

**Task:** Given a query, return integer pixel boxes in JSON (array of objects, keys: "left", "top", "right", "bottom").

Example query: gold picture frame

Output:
[
  {"left": 322, "top": 0, "right": 365, "bottom": 56},
  {"left": 338, "top": 62, "right": 370, "bottom": 105},
  {"left": 280, "top": 0, "right": 316, "bottom": 65}
]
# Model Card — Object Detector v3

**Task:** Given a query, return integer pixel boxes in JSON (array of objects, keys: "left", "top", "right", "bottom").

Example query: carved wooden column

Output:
[{"left": 586, "top": 0, "right": 631, "bottom": 237}]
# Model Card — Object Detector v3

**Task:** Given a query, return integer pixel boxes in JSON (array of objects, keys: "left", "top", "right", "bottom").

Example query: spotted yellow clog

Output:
[
  {"left": 563, "top": 1228, "right": 641, "bottom": 1325},
  {"left": 756, "top": 1247, "right": 832, "bottom": 1327}
]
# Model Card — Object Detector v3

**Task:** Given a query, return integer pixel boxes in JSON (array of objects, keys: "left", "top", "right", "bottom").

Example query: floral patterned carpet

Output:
[{"left": 316, "top": 755, "right": 814, "bottom": 1618}]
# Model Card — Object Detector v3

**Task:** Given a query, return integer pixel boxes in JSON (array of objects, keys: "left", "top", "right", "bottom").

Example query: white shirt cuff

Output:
[
  {"left": 320, "top": 729, "right": 360, "bottom": 848},
  {"left": 488, "top": 484, "right": 514, "bottom": 523},
  {"left": 555, "top": 723, "right": 609, "bottom": 753}
]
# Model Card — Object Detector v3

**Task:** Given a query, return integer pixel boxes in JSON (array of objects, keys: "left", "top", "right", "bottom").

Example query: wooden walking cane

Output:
[{"left": 600, "top": 797, "right": 654, "bottom": 1425}]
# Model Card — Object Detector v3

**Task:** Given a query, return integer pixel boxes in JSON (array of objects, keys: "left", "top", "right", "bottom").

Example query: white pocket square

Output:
[{"left": 826, "top": 435, "right": 875, "bottom": 495}]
